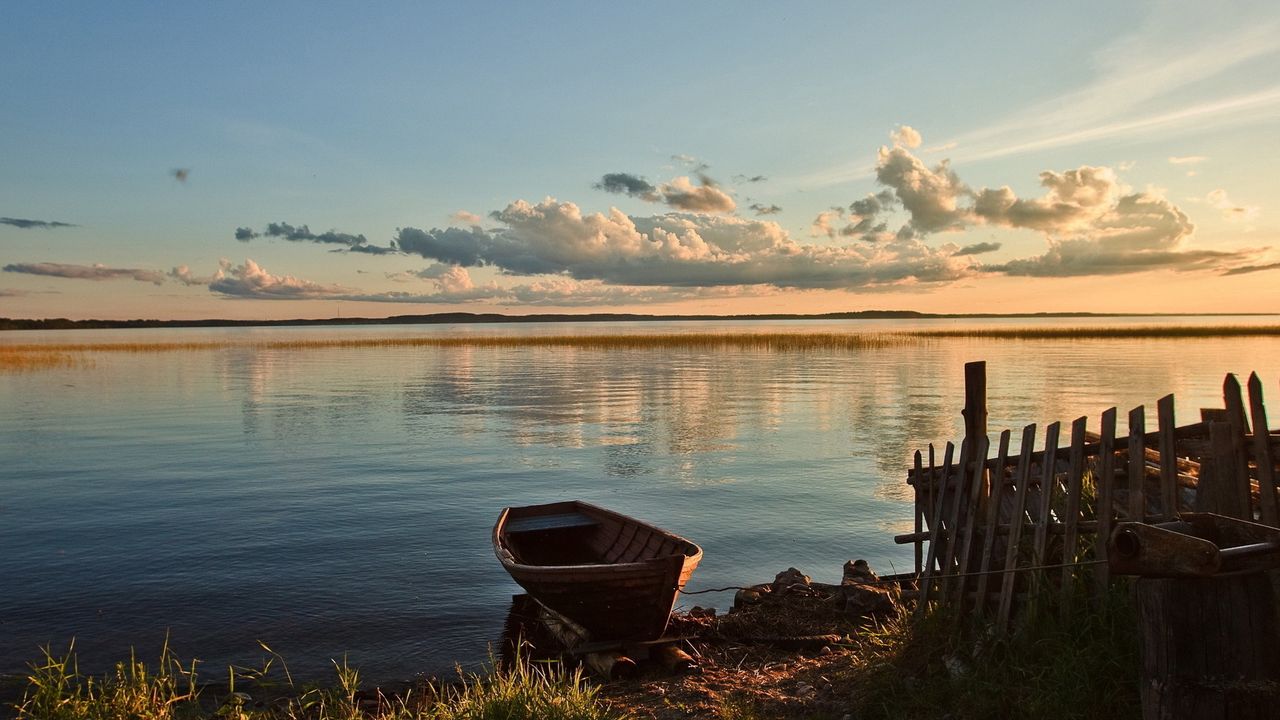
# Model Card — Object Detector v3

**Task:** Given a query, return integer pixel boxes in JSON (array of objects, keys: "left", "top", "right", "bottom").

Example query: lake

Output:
[{"left": 3, "top": 317, "right": 1280, "bottom": 684}]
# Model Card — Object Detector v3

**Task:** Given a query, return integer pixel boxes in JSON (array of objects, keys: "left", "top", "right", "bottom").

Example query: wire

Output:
[{"left": 678, "top": 558, "right": 1109, "bottom": 595}]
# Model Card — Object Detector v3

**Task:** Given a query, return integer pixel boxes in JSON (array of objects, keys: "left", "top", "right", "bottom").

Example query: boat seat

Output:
[{"left": 506, "top": 512, "right": 600, "bottom": 534}]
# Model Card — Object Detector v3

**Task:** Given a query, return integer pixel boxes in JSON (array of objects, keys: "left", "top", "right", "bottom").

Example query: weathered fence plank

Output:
[
  {"left": 975, "top": 429, "right": 1012, "bottom": 615},
  {"left": 953, "top": 434, "right": 991, "bottom": 606},
  {"left": 916, "top": 441, "right": 954, "bottom": 617},
  {"left": 1060, "top": 416, "right": 1087, "bottom": 609},
  {"left": 1094, "top": 408, "right": 1117, "bottom": 597},
  {"left": 1157, "top": 394, "right": 1178, "bottom": 521},
  {"left": 1129, "top": 406, "right": 1147, "bottom": 521},
  {"left": 996, "top": 423, "right": 1037, "bottom": 633},
  {"left": 1247, "top": 373, "right": 1279, "bottom": 527}
]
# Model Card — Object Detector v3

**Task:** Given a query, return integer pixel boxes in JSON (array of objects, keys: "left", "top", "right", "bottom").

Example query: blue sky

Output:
[{"left": 3, "top": 1, "right": 1278, "bottom": 319}]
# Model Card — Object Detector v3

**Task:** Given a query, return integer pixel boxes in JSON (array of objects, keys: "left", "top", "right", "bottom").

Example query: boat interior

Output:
[{"left": 503, "top": 506, "right": 698, "bottom": 567}]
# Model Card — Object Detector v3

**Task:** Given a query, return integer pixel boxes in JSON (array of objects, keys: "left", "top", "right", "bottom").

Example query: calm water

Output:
[{"left": 3, "top": 318, "right": 1280, "bottom": 683}]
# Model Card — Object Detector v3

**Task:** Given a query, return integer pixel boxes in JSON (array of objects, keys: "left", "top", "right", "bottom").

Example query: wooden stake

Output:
[{"left": 1247, "top": 373, "right": 1279, "bottom": 527}]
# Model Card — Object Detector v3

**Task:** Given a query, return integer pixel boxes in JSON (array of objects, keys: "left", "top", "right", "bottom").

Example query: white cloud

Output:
[
  {"left": 450, "top": 210, "right": 484, "bottom": 225},
  {"left": 890, "top": 125, "right": 923, "bottom": 149},
  {"left": 1169, "top": 155, "right": 1207, "bottom": 165},
  {"left": 3, "top": 262, "right": 165, "bottom": 285},
  {"left": 209, "top": 259, "right": 351, "bottom": 299},
  {"left": 1207, "top": 189, "right": 1260, "bottom": 221}
]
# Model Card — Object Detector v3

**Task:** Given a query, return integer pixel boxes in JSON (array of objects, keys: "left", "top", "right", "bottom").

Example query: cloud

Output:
[
  {"left": 209, "top": 259, "right": 351, "bottom": 299},
  {"left": 594, "top": 173, "right": 660, "bottom": 201},
  {"left": 172, "top": 168, "right": 190, "bottom": 182},
  {"left": 875, "top": 145, "right": 969, "bottom": 233},
  {"left": 1207, "top": 189, "right": 1260, "bottom": 221},
  {"left": 394, "top": 198, "right": 975, "bottom": 290},
  {"left": 1222, "top": 261, "right": 1280, "bottom": 276},
  {"left": 953, "top": 242, "right": 1002, "bottom": 256},
  {"left": 733, "top": 174, "right": 767, "bottom": 183},
  {"left": 1, "top": 217, "right": 77, "bottom": 230},
  {"left": 596, "top": 172, "right": 736, "bottom": 213},
  {"left": 749, "top": 203, "right": 782, "bottom": 216},
  {"left": 235, "top": 222, "right": 396, "bottom": 254},
  {"left": 0, "top": 288, "right": 28, "bottom": 297},
  {"left": 3, "top": 262, "right": 165, "bottom": 285},
  {"left": 810, "top": 209, "right": 845, "bottom": 238},
  {"left": 168, "top": 265, "right": 214, "bottom": 286},
  {"left": 1168, "top": 155, "right": 1207, "bottom": 165},
  {"left": 656, "top": 175, "right": 735, "bottom": 212},
  {"left": 450, "top": 210, "right": 484, "bottom": 225},
  {"left": 890, "top": 125, "right": 923, "bottom": 149}
]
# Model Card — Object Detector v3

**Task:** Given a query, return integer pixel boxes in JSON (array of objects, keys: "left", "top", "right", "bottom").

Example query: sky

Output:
[{"left": 2, "top": 0, "right": 1279, "bottom": 320}]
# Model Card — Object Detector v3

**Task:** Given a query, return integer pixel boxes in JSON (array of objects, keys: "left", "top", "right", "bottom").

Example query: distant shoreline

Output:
[{"left": 2, "top": 310, "right": 1276, "bottom": 332}]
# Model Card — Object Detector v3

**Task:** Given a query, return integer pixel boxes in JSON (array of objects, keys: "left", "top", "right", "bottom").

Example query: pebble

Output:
[{"left": 818, "top": 645, "right": 833, "bottom": 656}]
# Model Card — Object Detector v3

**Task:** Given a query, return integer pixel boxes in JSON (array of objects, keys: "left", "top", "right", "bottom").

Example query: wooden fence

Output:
[{"left": 895, "top": 361, "right": 1280, "bottom": 632}]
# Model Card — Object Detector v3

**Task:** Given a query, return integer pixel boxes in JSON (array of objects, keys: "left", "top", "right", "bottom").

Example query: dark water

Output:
[{"left": 3, "top": 319, "right": 1279, "bottom": 683}]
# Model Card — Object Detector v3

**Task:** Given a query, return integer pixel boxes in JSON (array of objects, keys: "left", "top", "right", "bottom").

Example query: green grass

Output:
[
  {"left": 11, "top": 642, "right": 627, "bottom": 720},
  {"left": 843, "top": 584, "right": 1140, "bottom": 720}
]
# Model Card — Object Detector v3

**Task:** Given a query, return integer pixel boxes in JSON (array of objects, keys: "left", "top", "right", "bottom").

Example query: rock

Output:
[
  {"left": 796, "top": 682, "right": 816, "bottom": 699},
  {"left": 842, "top": 559, "right": 878, "bottom": 584},
  {"left": 689, "top": 606, "right": 716, "bottom": 618},
  {"left": 733, "top": 587, "right": 765, "bottom": 607},
  {"left": 773, "top": 567, "right": 811, "bottom": 592},
  {"left": 818, "top": 645, "right": 833, "bottom": 656},
  {"left": 836, "top": 559, "right": 900, "bottom": 618}
]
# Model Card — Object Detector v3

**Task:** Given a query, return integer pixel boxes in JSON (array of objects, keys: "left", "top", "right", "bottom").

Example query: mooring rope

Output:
[{"left": 678, "top": 558, "right": 1108, "bottom": 595}]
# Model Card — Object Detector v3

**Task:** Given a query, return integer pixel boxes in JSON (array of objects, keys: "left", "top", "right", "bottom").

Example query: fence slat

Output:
[
  {"left": 953, "top": 434, "right": 991, "bottom": 606},
  {"left": 1060, "top": 416, "right": 1087, "bottom": 609},
  {"left": 916, "top": 442, "right": 954, "bottom": 617},
  {"left": 1128, "top": 406, "right": 1146, "bottom": 520},
  {"left": 975, "top": 429, "right": 1012, "bottom": 615},
  {"left": 913, "top": 450, "right": 924, "bottom": 575},
  {"left": 997, "top": 423, "right": 1037, "bottom": 633},
  {"left": 1223, "top": 374, "right": 1255, "bottom": 519},
  {"left": 1248, "top": 373, "right": 1279, "bottom": 527},
  {"left": 1094, "top": 408, "right": 1118, "bottom": 597},
  {"left": 1157, "top": 394, "right": 1178, "bottom": 520},
  {"left": 1031, "top": 421, "right": 1062, "bottom": 597}
]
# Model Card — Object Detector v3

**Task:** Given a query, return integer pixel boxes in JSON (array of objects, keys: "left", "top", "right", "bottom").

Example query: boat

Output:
[{"left": 493, "top": 500, "right": 703, "bottom": 642}]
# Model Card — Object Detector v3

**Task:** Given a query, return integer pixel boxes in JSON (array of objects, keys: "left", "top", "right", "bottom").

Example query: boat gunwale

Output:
[{"left": 493, "top": 500, "right": 703, "bottom": 575}]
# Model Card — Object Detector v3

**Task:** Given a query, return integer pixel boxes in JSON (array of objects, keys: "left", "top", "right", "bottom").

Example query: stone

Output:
[
  {"left": 773, "top": 567, "right": 811, "bottom": 591},
  {"left": 836, "top": 559, "right": 900, "bottom": 618}
]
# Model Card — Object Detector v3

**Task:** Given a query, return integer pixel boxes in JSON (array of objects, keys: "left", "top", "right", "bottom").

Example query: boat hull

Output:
[{"left": 494, "top": 501, "right": 702, "bottom": 641}]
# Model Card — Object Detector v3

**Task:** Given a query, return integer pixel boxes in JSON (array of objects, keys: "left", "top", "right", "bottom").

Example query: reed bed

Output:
[{"left": 2, "top": 324, "right": 1278, "bottom": 371}]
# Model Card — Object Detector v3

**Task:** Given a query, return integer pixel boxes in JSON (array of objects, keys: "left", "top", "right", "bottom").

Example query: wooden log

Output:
[
  {"left": 975, "top": 429, "right": 1012, "bottom": 614},
  {"left": 1095, "top": 408, "right": 1118, "bottom": 597},
  {"left": 1158, "top": 394, "right": 1178, "bottom": 520},
  {"left": 650, "top": 644, "right": 696, "bottom": 675},
  {"left": 1061, "top": 416, "right": 1087, "bottom": 609},
  {"left": 1247, "top": 373, "right": 1279, "bottom": 527},
  {"left": 584, "top": 651, "right": 638, "bottom": 680},
  {"left": 1129, "top": 406, "right": 1147, "bottom": 520},
  {"left": 997, "top": 423, "right": 1037, "bottom": 633},
  {"left": 963, "top": 360, "right": 988, "bottom": 453}
]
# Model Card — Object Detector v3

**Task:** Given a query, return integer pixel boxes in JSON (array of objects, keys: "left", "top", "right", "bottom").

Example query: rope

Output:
[{"left": 678, "top": 558, "right": 1108, "bottom": 595}]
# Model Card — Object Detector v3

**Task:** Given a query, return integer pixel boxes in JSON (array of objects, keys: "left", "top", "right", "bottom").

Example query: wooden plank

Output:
[
  {"left": 1157, "top": 394, "right": 1178, "bottom": 521},
  {"left": 1128, "top": 406, "right": 1146, "bottom": 521},
  {"left": 916, "top": 441, "right": 954, "bottom": 618},
  {"left": 1247, "top": 373, "right": 1279, "bottom": 527},
  {"left": 975, "top": 429, "right": 1012, "bottom": 615},
  {"left": 1205, "top": 421, "right": 1252, "bottom": 520},
  {"left": 1094, "top": 407, "right": 1118, "bottom": 597},
  {"left": 937, "top": 438, "right": 971, "bottom": 601},
  {"left": 913, "top": 450, "right": 924, "bottom": 575},
  {"left": 1031, "top": 421, "right": 1062, "bottom": 595},
  {"left": 1060, "top": 416, "right": 1087, "bottom": 609},
  {"left": 963, "top": 360, "right": 988, "bottom": 451},
  {"left": 1223, "top": 373, "right": 1255, "bottom": 520},
  {"left": 953, "top": 434, "right": 991, "bottom": 606},
  {"left": 997, "top": 423, "right": 1037, "bottom": 633}
]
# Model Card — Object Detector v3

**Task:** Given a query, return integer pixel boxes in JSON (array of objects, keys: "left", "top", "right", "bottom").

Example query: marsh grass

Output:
[
  {"left": 12, "top": 642, "right": 624, "bottom": 720},
  {"left": 3, "top": 322, "right": 1279, "bottom": 369},
  {"left": 0, "top": 349, "right": 86, "bottom": 372}
]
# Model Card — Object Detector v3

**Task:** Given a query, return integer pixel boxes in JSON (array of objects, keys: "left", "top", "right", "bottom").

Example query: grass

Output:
[
  {"left": 3, "top": 322, "right": 1279, "bottom": 371},
  {"left": 11, "top": 642, "right": 626, "bottom": 720},
  {"left": 840, "top": 584, "right": 1140, "bottom": 720}
]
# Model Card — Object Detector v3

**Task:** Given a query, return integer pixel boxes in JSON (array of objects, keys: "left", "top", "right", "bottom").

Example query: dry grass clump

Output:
[
  {"left": 917, "top": 324, "right": 1280, "bottom": 340},
  {"left": 12, "top": 642, "right": 625, "bottom": 720}
]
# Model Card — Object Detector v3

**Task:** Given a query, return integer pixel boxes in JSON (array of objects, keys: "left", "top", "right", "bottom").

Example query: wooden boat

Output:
[{"left": 493, "top": 500, "right": 703, "bottom": 642}]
